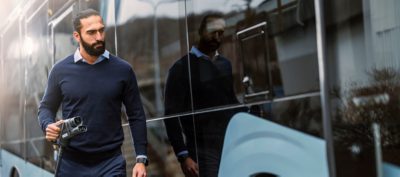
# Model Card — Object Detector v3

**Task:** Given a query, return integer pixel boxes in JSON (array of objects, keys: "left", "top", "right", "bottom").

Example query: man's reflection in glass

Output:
[{"left": 164, "top": 12, "right": 244, "bottom": 177}]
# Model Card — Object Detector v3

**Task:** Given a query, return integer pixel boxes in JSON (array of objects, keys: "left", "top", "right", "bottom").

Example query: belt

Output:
[{"left": 61, "top": 147, "right": 122, "bottom": 162}]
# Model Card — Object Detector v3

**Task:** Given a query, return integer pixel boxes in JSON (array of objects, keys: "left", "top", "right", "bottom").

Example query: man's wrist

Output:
[
  {"left": 136, "top": 156, "right": 149, "bottom": 166},
  {"left": 177, "top": 153, "right": 190, "bottom": 163}
]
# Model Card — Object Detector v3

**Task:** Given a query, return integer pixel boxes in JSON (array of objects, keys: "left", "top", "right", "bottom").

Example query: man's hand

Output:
[
  {"left": 180, "top": 157, "right": 199, "bottom": 177},
  {"left": 132, "top": 163, "right": 147, "bottom": 177},
  {"left": 45, "top": 120, "right": 63, "bottom": 142}
]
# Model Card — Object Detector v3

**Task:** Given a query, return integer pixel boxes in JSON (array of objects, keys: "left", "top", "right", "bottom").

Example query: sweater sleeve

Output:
[
  {"left": 38, "top": 67, "right": 62, "bottom": 132},
  {"left": 163, "top": 61, "right": 190, "bottom": 156},
  {"left": 123, "top": 68, "right": 148, "bottom": 156}
]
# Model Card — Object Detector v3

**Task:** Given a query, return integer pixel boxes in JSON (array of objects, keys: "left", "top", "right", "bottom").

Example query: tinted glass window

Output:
[
  {"left": 115, "top": 1, "right": 186, "bottom": 176},
  {"left": 115, "top": 0, "right": 187, "bottom": 118},
  {"left": 24, "top": 1, "right": 55, "bottom": 172},
  {"left": 1, "top": 19, "right": 24, "bottom": 157},
  {"left": 52, "top": 6, "right": 76, "bottom": 63},
  {"left": 49, "top": 0, "right": 70, "bottom": 17},
  {"left": 325, "top": 0, "right": 400, "bottom": 176},
  {"left": 182, "top": 1, "right": 323, "bottom": 176}
]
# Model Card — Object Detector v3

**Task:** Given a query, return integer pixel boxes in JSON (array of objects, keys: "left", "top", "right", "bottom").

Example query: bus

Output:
[{"left": 1, "top": 0, "right": 400, "bottom": 177}]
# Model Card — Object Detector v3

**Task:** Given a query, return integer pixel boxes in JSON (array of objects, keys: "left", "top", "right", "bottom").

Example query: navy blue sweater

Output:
[
  {"left": 38, "top": 54, "right": 147, "bottom": 156},
  {"left": 164, "top": 53, "right": 241, "bottom": 157}
]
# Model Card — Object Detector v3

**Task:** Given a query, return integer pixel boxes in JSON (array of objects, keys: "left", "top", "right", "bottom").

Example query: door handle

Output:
[{"left": 242, "top": 76, "right": 270, "bottom": 99}]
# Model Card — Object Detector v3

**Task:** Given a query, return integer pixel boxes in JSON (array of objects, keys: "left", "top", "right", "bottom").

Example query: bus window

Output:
[
  {"left": 143, "top": 118, "right": 186, "bottom": 177},
  {"left": 235, "top": 0, "right": 319, "bottom": 99},
  {"left": 237, "top": 22, "right": 273, "bottom": 102},
  {"left": 115, "top": 0, "right": 187, "bottom": 118},
  {"left": 49, "top": 0, "right": 69, "bottom": 17},
  {"left": 24, "top": 0, "right": 54, "bottom": 172},
  {"left": 1, "top": 19, "right": 24, "bottom": 158},
  {"left": 115, "top": 1, "right": 187, "bottom": 176},
  {"left": 326, "top": 0, "right": 400, "bottom": 176},
  {"left": 51, "top": 4, "right": 77, "bottom": 64},
  {"left": 0, "top": 26, "right": 3, "bottom": 173}
]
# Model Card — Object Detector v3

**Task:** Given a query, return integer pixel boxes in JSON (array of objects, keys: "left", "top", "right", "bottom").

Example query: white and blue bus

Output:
[{"left": 1, "top": 0, "right": 400, "bottom": 177}]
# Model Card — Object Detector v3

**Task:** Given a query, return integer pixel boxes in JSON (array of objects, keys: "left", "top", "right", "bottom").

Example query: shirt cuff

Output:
[
  {"left": 177, "top": 150, "right": 189, "bottom": 157},
  {"left": 136, "top": 155, "right": 148, "bottom": 159}
]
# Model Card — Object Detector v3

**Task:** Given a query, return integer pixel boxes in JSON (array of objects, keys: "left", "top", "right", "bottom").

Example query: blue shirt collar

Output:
[
  {"left": 74, "top": 48, "right": 110, "bottom": 64},
  {"left": 190, "top": 46, "right": 219, "bottom": 60}
]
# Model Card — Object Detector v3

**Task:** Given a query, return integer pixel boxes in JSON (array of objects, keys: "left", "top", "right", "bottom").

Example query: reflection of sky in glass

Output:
[
  {"left": 0, "top": 0, "right": 267, "bottom": 27},
  {"left": 104, "top": 0, "right": 116, "bottom": 26},
  {"left": 188, "top": 0, "right": 266, "bottom": 13},
  {"left": 117, "top": 0, "right": 183, "bottom": 25},
  {"left": 116, "top": 0, "right": 266, "bottom": 25},
  {"left": 0, "top": 0, "right": 23, "bottom": 28}
]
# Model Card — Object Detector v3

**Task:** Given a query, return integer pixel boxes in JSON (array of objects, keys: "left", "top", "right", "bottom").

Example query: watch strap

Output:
[{"left": 136, "top": 157, "right": 149, "bottom": 166}]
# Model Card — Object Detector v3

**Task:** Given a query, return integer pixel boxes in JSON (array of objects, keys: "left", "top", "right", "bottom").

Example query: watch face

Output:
[
  {"left": 178, "top": 154, "right": 189, "bottom": 163},
  {"left": 136, "top": 158, "right": 148, "bottom": 166}
]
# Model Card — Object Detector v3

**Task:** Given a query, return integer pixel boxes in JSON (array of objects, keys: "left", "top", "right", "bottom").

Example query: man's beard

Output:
[
  {"left": 80, "top": 35, "right": 105, "bottom": 56},
  {"left": 199, "top": 38, "right": 220, "bottom": 53}
]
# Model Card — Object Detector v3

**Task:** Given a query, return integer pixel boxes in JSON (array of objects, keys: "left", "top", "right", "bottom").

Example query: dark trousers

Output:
[
  {"left": 57, "top": 150, "right": 126, "bottom": 177},
  {"left": 193, "top": 133, "right": 225, "bottom": 177},
  {"left": 197, "top": 147, "right": 221, "bottom": 177}
]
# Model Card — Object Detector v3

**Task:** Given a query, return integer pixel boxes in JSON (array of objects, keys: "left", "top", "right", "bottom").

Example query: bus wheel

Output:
[{"left": 9, "top": 167, "right": 20, "bottom": 177}]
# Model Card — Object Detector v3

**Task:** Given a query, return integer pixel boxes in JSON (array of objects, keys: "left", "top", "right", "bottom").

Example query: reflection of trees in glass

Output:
[
  {"left": 342, "top": 68, "right": 399, "bottom": 124},
  {"left": 107, "top": 16, "right": 182, "bottom": 79},
  {"left": 106, "top": 16, "right": 183, "bottom": 118},
  {"left": 334, "top": 67, "right": 400, "bottom": 164},
  {"left": 274, "top": 97, "right": 323, "bottom": 137},
  {"left": 106, "top": 17, "right": 185, "bottom": 176}
]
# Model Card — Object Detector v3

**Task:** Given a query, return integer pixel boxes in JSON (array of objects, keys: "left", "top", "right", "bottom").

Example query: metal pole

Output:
[
  {"left": 153, "top": 4, "right": 163, "bottom": 116},
  {"left": 0, "top": 34, "right": 3, "bottom": 155},
  {"left": 314, "top": 0, "right": 336, "bottom": 177},
  {"left": 114, "top": 0, "right": 119, "bottom": 57},
  {"left": 372, "top": 123, "right": 383, "bottom": 177}
]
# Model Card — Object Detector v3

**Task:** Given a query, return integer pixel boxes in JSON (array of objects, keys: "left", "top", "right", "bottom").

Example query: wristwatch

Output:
[
  {"left": 136, "top": 157, "right": 149, "bottom": 166},
  {"left": 177, "top": 153, "right": 190, "bottom": 163}
]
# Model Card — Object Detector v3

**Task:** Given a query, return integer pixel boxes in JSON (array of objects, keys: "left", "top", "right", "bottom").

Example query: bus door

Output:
[
  {"left": 219, "top": 1, "right": 327, "bottom": 177},
  {"left": 235, "top": 1, "right": 321, "bottom": 135},
  {"left": 237, "top": 21, "right": 274, "bottom": 103}
]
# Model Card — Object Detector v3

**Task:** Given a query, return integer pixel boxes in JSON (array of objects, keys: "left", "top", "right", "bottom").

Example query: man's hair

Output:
[
  {"left": 198, "top": 12, "right": 224, "bottom": 35},
  {"left": 73, "top": 9, "right": 101, "bottom": 33}
]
